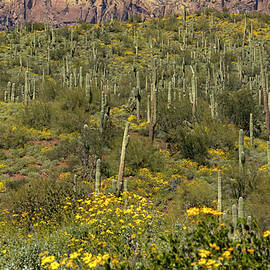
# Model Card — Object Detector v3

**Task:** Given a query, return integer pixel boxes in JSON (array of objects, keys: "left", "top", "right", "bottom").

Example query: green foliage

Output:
[
  {"left": 246, "top": 173, "right": 270, "bottom": 230},
  {"left": 125, "top": 136, "right": 164, "bottom": 173},
  {"left": 23, "top": 101, "right": 51, "bottom": 129},
  {"left": 172, "top": 126, "right": 209, "bottom": 164},
  {"left": 0, "top": 123, "right": 32, "bottom": 149},
  {"left": 170, "top": 178, "right": 215, "bottom": 216},
  {"left": 147, "top": 215, "right": 269, "bottom": 269},
  {"left": 217, "top": 88, "right": 260, "bottom": 131},
  {"left": 5, "top": 177, "right": 75, "bottom": 227}
]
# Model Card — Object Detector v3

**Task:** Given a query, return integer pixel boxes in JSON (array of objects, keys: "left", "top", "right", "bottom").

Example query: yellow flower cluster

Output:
[
  {"left": 137, "top": 168, "right": 169, "bottom": 194},
  {"left": 72, "top": 193, "right": 156, "bottom": 230},
  {"left": 178, "top": 159, "right": 198, "bottom": 169},
  {"left": 41, "top": 147, "right": 52, "bottom": 153},
  {"left": 40, "top": 252, "right": 110, "bottom": 269},
  {"left": 29, "top": 128, "right": 53, "bottom": 140},
  {"left": 208, "top": 148, "right": 230, "bottom": 160},
  {"left": 254, "top": 139, "right": 267, "bottom": 152},
  {"left": 58, "top": 172, "right": 71, "bottom": 181},
  {"left": 187, "top": 207, "right": 223, "bottom": 217},
  {"left": 0, "top": 181, "right": 6, "bottom": 193},
  {"left": 197, "top": 165, "right": 227, "bottom": 176},
  {"left": 127, "top": 115, "right": 136, "bottom": 122},
  {"left": 264, "top": 230, "right": 270, "bottom": 237},
  {"left": 191, "top": 249, "right": 220, "bottom": 268},
  {"left": 258, "top": 164, "right": 268, "bottom": 172},
  {"left": 159, "top": 149, "right": 170, "bottom": 158},
  {"left": 58, "top": 132, "right": 79, "bottom": 141},
  {"left": 109, "top": 106, "right": 125, "bottom": 115}
]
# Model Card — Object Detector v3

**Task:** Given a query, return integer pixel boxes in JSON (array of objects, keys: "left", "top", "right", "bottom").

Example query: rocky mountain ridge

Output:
[{"left": 0, "top": 0, "right": 270, "bottom": 28}]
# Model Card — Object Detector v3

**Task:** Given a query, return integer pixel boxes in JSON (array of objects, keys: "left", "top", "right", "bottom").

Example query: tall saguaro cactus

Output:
[
  {"left": 116, "top": 122, "right": 130, "bottom": 196},
  {"left": 134, "top": 87, "right": 141, "bottom": 121},
  {"left": 260, "top": 46, "right": 270, "bottom": 135},
  {"left": 168, "top": 81, "right": 172, "bottom": 108},
  {"left": 79, "top": 66, "right": 83, "bottom": 88},
  {"left": 100, "top": 91, "right": 110, "bottom": 132},
  {"left": 95, "top": 159, "right": 101, "bottom": 195},
  {"left": 147, "top": 94, "right": 151, "bottom": 123},
  {"left": 24, "top": 71, "right": 29, "bottom": 106},
  {"left": 190, "top": 66, "right": 197, "bottom": 117},
  {"left": 232, "top": 204, "right": 237, "bottom": 232},
  {"left": 85, "top": 73, "right": 92, "bottom": 105},
  {"left": 149, "top": 83, "right": 157, "bottom": 142},
  {"left": 250, "top": 113, "right": 253, "bottom": 147},
  {"left": 239, "top": 129, "right": 245, "bottom": 173}
]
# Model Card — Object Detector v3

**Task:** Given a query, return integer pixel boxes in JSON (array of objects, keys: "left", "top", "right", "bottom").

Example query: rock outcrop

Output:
[{"left": 0, "top": 0, "right": 270, "bottom": 28}]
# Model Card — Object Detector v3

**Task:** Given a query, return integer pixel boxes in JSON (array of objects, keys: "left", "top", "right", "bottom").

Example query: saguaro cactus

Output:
[
  {"left": 116, "top": 122, "right": 130, "bottom": 196},
  {"left": 7, "top": 81, "right": 11, "bottom": 102},
  {"left": 260, "top": 46, "right": 270, "bottom": 134},
  {"left": 85, "top": 73, "right": 92, "bottom": 105},
  {"left": 209, "top": 93, "right": 217, "bottom": 119},
  {"left": 100, "top": 91, "right": 110, "bottom": 132},
  {"left": 82, "top": 124, "right": 90, "bottom": 166},
  {"left": 232, "top": 204, "right": 237, "bottom": 232},
  {"left": 250, "top": 113, "right": 253, "bottom": 147},
  {"left": 79, "top": 66, "right": 83, "bottom": 88},
  {"left": 134, "top": 87, "right": 141, "bottom": 121},
  {"left": 149, "top": 83, "right": 157, "bottom": 142},
  {"left": 190, "top": 66, "right": 197, "bottom": 117},
  {"left": 238, "top": 197, "right": 244, "bottom": 219},
  {"left": 11, "top": 83, "right": 15, "bottom": 103},
  {"left": 95, "top": 159, "right": 101, "bottom": 195},
  {"left": 24, "top": 71, "right": 29, "bottom": 106},
  {"left": 247, "top": 216, "right": 252, "bottom": 229},
  {"left": 168, "top": 81, "right": 172, "bottom": 108},
  {"left": 239, "top": 129, "right": 245, "bottom": 172},
  {"left": 147, "top": 94, "right": 151, "bottom": 123}
]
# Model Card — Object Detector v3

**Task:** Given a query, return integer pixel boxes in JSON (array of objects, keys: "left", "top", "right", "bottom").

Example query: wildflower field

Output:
[{"left": 0, "top": 9, "right": 270, "bottom": 269}]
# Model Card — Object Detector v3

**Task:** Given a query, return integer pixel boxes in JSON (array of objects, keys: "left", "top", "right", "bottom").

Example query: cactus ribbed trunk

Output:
[
  {"left": 263, "top": 89, "right": 270, "bottom": 134},
  {"left": 260, "top": 47, "right": 270, "bottom": 134},
  {"left": 238, "top": 197, "right": 244, "bottom": 219},
  {"left": 117, "top": 122, "right": 130, "bottom": 196},
  {"left": 149, "top": 84, "right": 157, "bottom": 142},
  {"left": 239, "top": 129, "right": 245, "bottom": 173},
  {"left": 95, "top": 159, "right": 101, "bottom": 194},
  {"left": 232, "top": 204, "right": 237, "bottom": 232},
  {"left": 250, "top": 113, "right": 253, "bottom": 147}
]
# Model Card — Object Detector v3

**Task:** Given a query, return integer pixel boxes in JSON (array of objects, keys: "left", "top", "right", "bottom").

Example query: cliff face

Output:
[{"left": 0, "top": 0, "right": 269, "bottom": 28}]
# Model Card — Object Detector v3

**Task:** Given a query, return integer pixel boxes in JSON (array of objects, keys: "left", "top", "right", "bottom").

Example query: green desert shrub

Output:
[
  {"left": 22, "top": 101, "right": 51, "bottom": 129},
  {"left": 0, "top": 123, "right": 32, "bottom": 149},
  {"left": 168, "top": 178, "right": 215, "bottom": 218},
  {"left": 4, "top": 177, "right": 78, "bottom": 228},
  {"left": 217, "top": 88, "right": 260, "bottom": 131},
  {"left": 125, "top": 136, "right": 165, "bottom": 173}
]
